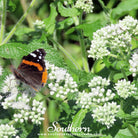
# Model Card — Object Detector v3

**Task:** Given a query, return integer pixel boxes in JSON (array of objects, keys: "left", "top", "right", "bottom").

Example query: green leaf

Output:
[
  {"left": 57, "top": 17, "right": 74, "bottom": 30},
  {"left": 71, "top": 109, "right": 88, "bottom": 137},
  {"left": 115, "top": 128, "right": 135, "bottom": 138},
  {"left": 76, "top": 20, "right": 103, "bottom": 40},
  {"left": 44, "top": 3, "right": 57, "bottom": 34},
  {"left": 111, "top": 0, "right": 138, "bottom": 20},
  {"left": 0, "top": 41, "right": 65, "bottom": 67},
  {"left": 58, "top": 2, "right": 80, "bottom": 17},
  {"left": 91, "top": 59, "right": 105, "bottom": 73},
  {"left": 8, "top": 0, "right": 16, "bottom": 12}
]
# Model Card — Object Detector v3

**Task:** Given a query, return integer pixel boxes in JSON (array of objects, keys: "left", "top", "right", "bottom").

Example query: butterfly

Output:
[{"left": 11, "top": 49, "right": 48, "bottom": 91}]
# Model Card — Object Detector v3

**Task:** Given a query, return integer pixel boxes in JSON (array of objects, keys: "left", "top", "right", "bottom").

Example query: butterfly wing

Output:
[{"left": 12, "top": 49, "right": 48, "bottom": 91}]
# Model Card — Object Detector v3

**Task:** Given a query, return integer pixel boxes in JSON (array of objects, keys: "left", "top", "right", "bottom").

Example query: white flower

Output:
[
  {"left": 92, "top": 102, "right": 120, "bottom": 128},
  {"left": 88, "top": 76, "right": 110, "bottom": 87},
  {"left": 0, "top": 124, "right": 18, "bottom": 137},
  {"left": 0, "top": 65, "right": 3, "bottom": 76},
  {"left": 2, "top": 74, "right": 18, "bottom": 94},
  {"left": 46, "top": 61, "right": 78, "bottom": 99},
  {"left": 76, "top": 91, "right": 92, "bottom": 109},
  {"left": 88, "top": 16, "right": 137, "bottom": 59},
  {"left": 76, "top": 76, "right": 115, "bottom": 108},
  {"left": 33, "top": 20, "right": 45, "bottom": 30},
  {"left": 119, "top": 16, "right": 138, "bottom": 35},
  {"left": 129, "top": 51, "right": 138, "bottom": 77},
  {"left": 114, "top": 79, "right": 137, "bottom": 99},
  {"left": 75, "top": 0, "right": 94, "bottom": 13},
  {"left": 14, "top": 99, "right": 46, "bottom": 125}
]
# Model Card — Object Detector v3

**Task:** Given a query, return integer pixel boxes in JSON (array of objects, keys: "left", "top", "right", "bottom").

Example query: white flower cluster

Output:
[
  {"left": 0, "top": 65, "right": 3, "bottom": 76},
  {"left": 88, "top": 76, "right": 110, "bottom": 87},
  {"left": 75, "top": 0, "right": 94, "bottom": 13},
  {"left": 11, "top": 93, "right": 31, "bottom": 110},
  {"left": 76, "top": 91, "right": 92, "bottom": 109},
  {"left": 88, "top": 16, "right": 138, "bottom": 59},
  {"left": 0, "top": 124, "right": 18, "bottom": 138},
  {"left": 92, "top": 102, "right": 120, "bottom": 128},
  {"left": 14, "top": 99, "right": 46, "bottom": 125},
  {"left": 114, "top": 79, "right": 137, "bottom": 99},
  {"left": 2, "top": 74, "right": 18, "bottom": 94},
  {"left": 129, "top": 51, "right": 138, "bottom": 77},
  {"left": 33, "top": 20, "right": 45, "bottom": 30},
  {"left": 1, "top": 74, "right": 19, "bottom": 109},
  {"left": 76, "top": 76, "right": 115, "bottom": 108},
  {"left": 119, "top": 16, "right": 138, "bottom": 35},
  {"left": 46, "top": 62, "right": 78, "bottom": 99}
]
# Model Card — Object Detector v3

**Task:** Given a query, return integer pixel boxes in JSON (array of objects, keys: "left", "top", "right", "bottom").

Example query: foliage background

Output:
[{"left": 0, "top": 0, "right": 138, "bottom": 138}]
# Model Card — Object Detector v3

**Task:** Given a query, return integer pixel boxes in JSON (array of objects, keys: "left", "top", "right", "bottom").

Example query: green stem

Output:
[
  {"left": 128, "top": 124, "right": 138, "bottom": 138},
  {"left": 0, "top": 0, "right": 36, "bottom": 46},
  {"left": 98, "top": 0, "right": 109, "bottom": 15},
  {"left": 48, "top": 37, "right": 81, "bottom": 70},
  {"left": 109, "top": 54, "right": 118, "bottom": 58},
  {"left": 0, "top": 0, "right": 7, "bottom": 43},
  {"left": 78, "top": 12, "right": 89, "bottom": 72}
]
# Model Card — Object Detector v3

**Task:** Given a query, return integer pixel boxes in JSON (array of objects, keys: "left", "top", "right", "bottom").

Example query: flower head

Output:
[
  {"left": 114, "top": 79, "right": 137, "bottom": 99},
  {"left": 33, "top": 20, "right": 45, "bottom": 31},
  {"left": 46, "top": 61, "right": 78, "bottom": 99},
  {"left": 92, "top": 102, "right": 120, "bottom": 128},
  {"left": 75, "top": 0, "right": 94, "bottom": 13},
  {"left": 88, "top": 16, "right": 137, "bottom": 59},
  {"left": 0, "top": 124, "right": 18, "bottom": 138},
  {"left": 76, "top": 76, "right": 115, "bottom": 108},
  {"left": 14, "top": 99, "right": 46, "bottom": 125},
  {"left": 129, "top": 51, "right": 138, "bottom": 77}
]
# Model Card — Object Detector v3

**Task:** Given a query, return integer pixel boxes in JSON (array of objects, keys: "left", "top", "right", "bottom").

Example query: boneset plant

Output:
[{"left": 0, "top": 0, "right": 138, "bottom": 137}]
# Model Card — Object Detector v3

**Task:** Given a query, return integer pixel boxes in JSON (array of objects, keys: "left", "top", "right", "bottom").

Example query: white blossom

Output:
[
  {"left": 76, "top": 76, "right": 115, "bottom": 108},
  {"left": 46, "top": 61, "right": 78, "bottom": 99},
  {"left": 75, "top": 0, "right": 94, "bottom": 13},
  {"left": 129, "top": 51, "right": 138, "bottom": 77},
  {"left": 33, "top": 20, "right": 45, "bottom": 31},
  {"left": 14, "top": 99, "right": 46, "bottom": 125},
  {"left": 114, "top": 79, "right": 137, "bottom": 99},
  {"left": 88, "top": 16, "right": 137, "bottom": 59},
  {"left": 0, "top": 124, "right": 18, "bottom": 138},
  {"left": 92, "top": 102, "right": 120, "bottom": 128}
]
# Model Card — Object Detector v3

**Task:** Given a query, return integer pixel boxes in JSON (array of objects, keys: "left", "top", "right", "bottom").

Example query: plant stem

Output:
[
  {"left": 128, "top": 124, "right": 138, "bottom": 138},
  {"left": 78, "top": 12, "right": 89, "bottom": 72},
  {"left": 49, "top": 37, "right": 81, "bottom": 70},
  {"left": 0, "top": 0, "right": 36, "bottom": 46},
  {"left": 20, "top": 0, "right": 34, "bottom": 28},
  {"left": 0, "top": 0, "right": 7, "bottom": 43}
]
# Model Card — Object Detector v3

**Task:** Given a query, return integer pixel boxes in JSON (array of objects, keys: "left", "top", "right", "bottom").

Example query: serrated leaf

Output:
[
  {"left": 76, "top": 20, "right": 103, "bottom": 40},
  {"left": 0, "top": 41, "right": 65, "bottom": 67},
  {"left": 44, "top": 3, "right": 57, "bottom": 34},
  {"left": 111, "top": 0, "right": 138, "bottom": 20},
  {"left": 58, "top": 2, "right": 80, "bottom": 17}
]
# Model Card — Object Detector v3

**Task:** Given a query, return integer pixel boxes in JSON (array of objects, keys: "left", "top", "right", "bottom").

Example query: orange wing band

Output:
[
  {"left": 42, "top": 69, "right": 48, "bottom": 86},
  {"left": 22, "top": 59, "right": 43, "bottom": 71}
]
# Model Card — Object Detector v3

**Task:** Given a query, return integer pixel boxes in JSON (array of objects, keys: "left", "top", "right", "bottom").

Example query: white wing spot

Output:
[
  {"left": 30, "top": 53, "right": 37, "bottom": 57},
  {"left": 37, "top": 59, "right": 39, "bottom": 62},
  {"left": 36, "top": 49, "right": 39, "bottom": 52},
  {"left": 39, "top": 56, "right": 42, "bottom": 59}
]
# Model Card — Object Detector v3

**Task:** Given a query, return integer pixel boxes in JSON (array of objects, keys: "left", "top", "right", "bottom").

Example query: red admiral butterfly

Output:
[{"left": 11, "top": 49, "right": 48, "bottom": 91}]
